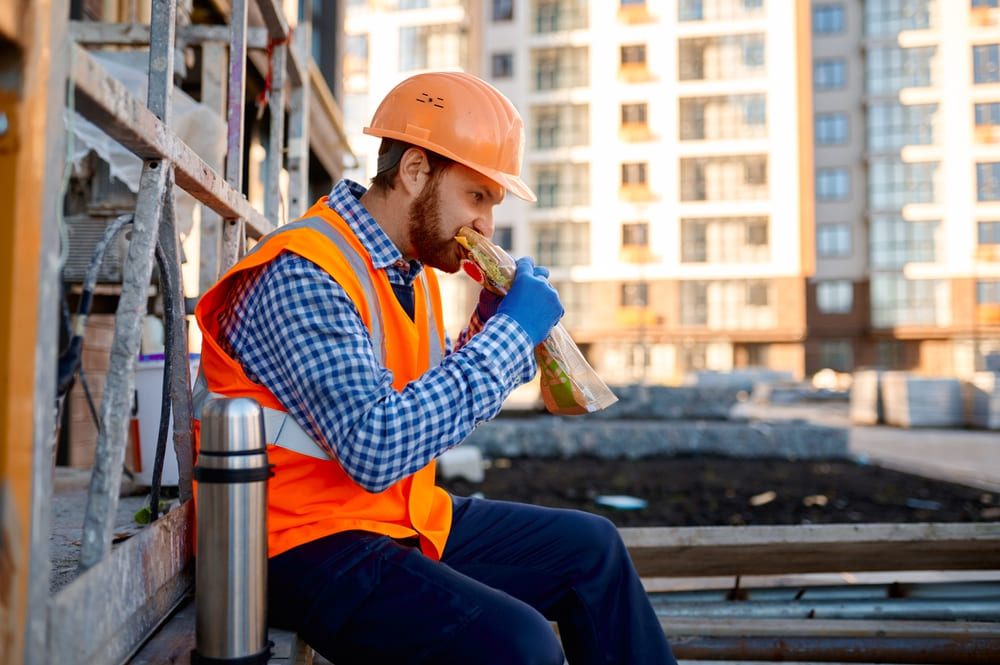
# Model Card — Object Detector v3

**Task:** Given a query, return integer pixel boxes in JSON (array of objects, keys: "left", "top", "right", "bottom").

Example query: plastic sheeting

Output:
[{"left": 65, "top": 49, "right": 226, "bottom": 237}]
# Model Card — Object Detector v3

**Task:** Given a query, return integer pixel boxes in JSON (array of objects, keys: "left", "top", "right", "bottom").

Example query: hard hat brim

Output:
[{"left": 364, "top": 126, "right": 537, "bottom": 203}]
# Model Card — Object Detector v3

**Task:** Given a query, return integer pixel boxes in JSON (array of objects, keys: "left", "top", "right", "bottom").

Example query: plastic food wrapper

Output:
[{"left": 455, "top": 227, "right": 618, "bottom": 415}]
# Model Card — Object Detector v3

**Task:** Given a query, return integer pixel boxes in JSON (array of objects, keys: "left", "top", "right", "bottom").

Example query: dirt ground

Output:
[{"left": 438, "top": 455, "right": 1000, "bottom": 528}]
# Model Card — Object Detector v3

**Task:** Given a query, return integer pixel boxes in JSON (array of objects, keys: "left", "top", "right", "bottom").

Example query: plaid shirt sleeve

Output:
[{"left": 219, "top": 252, "right": 536, "bottom": 492}]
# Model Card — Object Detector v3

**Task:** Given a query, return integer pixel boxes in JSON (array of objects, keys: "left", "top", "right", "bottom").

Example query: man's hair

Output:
[{"left": 369, "top": 139, "right": 455, "bottom": 193}]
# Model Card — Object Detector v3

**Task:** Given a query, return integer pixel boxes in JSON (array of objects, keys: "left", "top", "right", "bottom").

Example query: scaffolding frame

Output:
[{"left": 7, "top": 0, "right": 339, "bottom": 662}]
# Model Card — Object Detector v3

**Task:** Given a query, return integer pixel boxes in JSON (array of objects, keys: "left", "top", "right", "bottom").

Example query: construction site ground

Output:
[{"left": 441, "top": 399, "right": 1000, "bottom": 528}]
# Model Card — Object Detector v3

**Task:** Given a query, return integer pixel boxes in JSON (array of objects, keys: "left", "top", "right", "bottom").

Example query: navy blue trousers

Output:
[{"left": 267, "top": 495, "right": 677, "bottom": 664}]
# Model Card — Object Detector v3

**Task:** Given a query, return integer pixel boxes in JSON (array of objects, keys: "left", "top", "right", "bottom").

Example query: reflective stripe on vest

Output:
[{"left": 247, "top": 216, "right": 388, "bottom": 364}]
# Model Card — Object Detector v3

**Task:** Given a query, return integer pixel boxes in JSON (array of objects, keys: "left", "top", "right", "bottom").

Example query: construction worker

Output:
[{"left": 194, "top": 71, "right": 677, "bottom": 665}]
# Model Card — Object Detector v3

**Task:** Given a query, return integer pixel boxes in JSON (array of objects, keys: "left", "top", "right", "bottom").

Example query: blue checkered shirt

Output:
[{"left": 215, "top": 179, "right": 536, "bottom": 492}]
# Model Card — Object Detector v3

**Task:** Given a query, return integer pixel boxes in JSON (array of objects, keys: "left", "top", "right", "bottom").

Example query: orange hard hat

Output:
[{"left": 364, "top": 71, "right": 536, "bottom": 202}]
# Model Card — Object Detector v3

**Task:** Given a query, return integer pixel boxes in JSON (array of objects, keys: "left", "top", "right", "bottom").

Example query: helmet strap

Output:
[{"left": 376, "top": 141, "right": 411, "bottom": 175}]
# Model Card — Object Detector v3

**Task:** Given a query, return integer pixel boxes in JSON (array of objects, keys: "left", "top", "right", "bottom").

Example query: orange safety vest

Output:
[{"left": 194, "top": 198, "right": 453, "bottom": 559}]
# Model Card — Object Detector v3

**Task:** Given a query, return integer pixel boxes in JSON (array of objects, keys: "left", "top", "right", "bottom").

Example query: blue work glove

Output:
[{"left": 496, "top": 257, "right": 564, "bottom": 346}]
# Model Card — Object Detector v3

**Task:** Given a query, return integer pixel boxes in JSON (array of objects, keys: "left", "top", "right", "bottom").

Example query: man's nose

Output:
[{"left": 474, "top": 211, "right": 495, "bottom": 240}]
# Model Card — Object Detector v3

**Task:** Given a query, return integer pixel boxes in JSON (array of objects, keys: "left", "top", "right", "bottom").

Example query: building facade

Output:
[
  {"left": 810, "top": 0, "right": 1000, "bottom": 377},
  {"left": 481, "top": 0, "right": 814, "bottom": 384},
  {"left": 342, "top": 0, "right": 1000, "bottom": 384}
]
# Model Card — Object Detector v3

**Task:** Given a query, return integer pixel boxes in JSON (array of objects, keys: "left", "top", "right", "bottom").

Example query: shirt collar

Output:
[{"left": 325, "top": 179, "right": 423, "bottom": 282}]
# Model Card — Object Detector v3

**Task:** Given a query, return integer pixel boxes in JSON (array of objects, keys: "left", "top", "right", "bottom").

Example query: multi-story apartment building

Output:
[
  {"left": 811, "top": 0, "right": 1000, "bottom": 377},
  {"left": 482, "top": 0, "right": 815, "bottom": 384},
  {"left": 343, "top": 0, "right": 1000, "bottom": 385}
]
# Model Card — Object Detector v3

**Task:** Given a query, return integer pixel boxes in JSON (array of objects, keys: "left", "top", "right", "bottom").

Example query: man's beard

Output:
[{"left": 407, "top": 175, "right": 460, "bottom": 273}]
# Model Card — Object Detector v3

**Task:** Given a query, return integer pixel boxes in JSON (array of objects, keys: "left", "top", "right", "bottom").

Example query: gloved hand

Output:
[{"left": 496, "top": 257, "right": 564, "bottom": 346}]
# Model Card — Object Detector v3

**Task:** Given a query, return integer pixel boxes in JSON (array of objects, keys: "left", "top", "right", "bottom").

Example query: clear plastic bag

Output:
[{"left": 455, "top": 227, "right": 618, "bottom": 415}]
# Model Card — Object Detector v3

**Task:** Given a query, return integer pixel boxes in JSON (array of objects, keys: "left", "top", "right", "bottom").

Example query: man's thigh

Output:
[
  {"left": 442, "top": 495, "right": 623, "bottom": 613},
  {"left": 268, "top": 529, "right": 563, "bottom": 665}
]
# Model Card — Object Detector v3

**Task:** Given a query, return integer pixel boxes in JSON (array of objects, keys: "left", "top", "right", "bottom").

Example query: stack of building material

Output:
[
  {"left": 964, "top": 372, "right": 1000, "bottom": 430},
  {"left": 849, "top": 369, "right": 883, "bottom": 425},
  {"left": 881, "top": 372, "right": 964, "bottom": 428}
]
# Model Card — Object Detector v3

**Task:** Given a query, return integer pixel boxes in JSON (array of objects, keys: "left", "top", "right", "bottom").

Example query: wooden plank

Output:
[
  {"left": 0, "top": 1, "right": 68, "bottom": 664},
  {"left": 69, "top": 45, "right": 275, "bottom": 239},
  {"left": 48, "top": 501, "right": 194, "bottom": 665},
  {"left": 659, "top": 616, "right": 1000, "bottom": 638},
  {"left": 667, "top": 633, "right": 999, "bottom": 664},
  {"left": 128, "top": 594, "right": 309, "bottom": 665},
  {"left": 623, "top": 523, "right": 1000, "bottom": 578}
]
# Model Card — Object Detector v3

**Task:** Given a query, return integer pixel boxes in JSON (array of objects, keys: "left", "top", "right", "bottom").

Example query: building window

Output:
[
  {"left": 864, "top": 0, "right": 932, "bottom": 36},
  {"left": 531, "top": 162, "right": 590, "bottom": 208},
  {"left": 819, "top": 340, "right": 853, "bottom": 372},
  {"left": 974, "top": 44, "right": 1000, "bottom": 84},
  {"left": 747, "top": 281, "right": 769, "bottom": 306},
  {"left": 866, "top": 46, "right": 936, "bottom": 94},
  {"left": 679, "top": 281, "right": 708, "bottom": 325},
  {"left": 817, "top": 224, "right": 851, "bottom": 257},
  {"left": 621, "top": 102, "right": 648, "bottom": 124},
  {"left": 531, "top": 221, "right": 590, "bottom": 267},
  {"left": 398, "top": 24, "right": 466, "bottom": 71},
  {"left": 867, "top": 102, "right": 937, "bottom": 151},
  {"left": 814, "top": 58, "right": 846, "bottom": 89},
  {"left": 979, "top": 220, "right": 1000, "bottom": 244},
  {"left": 621, "top": 162, "right": 648, "bottom": 186},
  {"left": 744, "top": 40, "right": 765, "bottom": 67},
  {"left": 679, "top": 0, "right": 764, "bottom": 21},
  {"left": 871, "top": 273, "right": 946, "bottom": 327},
  {"left": 976, "top": 102, "right": 1000, "bottom": 128},
  {"left": 816, "top": 168, "right": 850, "bottom": 201},
  {"left": 816, "top": 280, "right": 854, "bottom": 313},
  {"left": 492, "top": 0, "right": 513, "bottom": 21},
  {"left": 344, "top": 34, "right": 369, "bottom": 89},
  {"left": 979, "top": 280, "right": 1000, "bottom": 304},
  {"left": 870, "top": 216, "right": 938, "bottom": 269},
  {"left": 815, "top": 112, "right": 849, "bottom": 144},
  {"left": 680, "top": 156, "right": 769, "bottom": 202},
  {"left": 813, "top": 4, "right": 845, "bottom": 34},
  {"left": 679, "top": 94, "right": 767, "bottom": 140},
  {"left": 679, "top": 34, "right": 766, "bottom": 81},
  {"left": 978, "top": 162, "right": 1000, "bottom": 201},
  {"left": 678, "top": 0, "right": 703, "bottom": 21},
  {"left": 492, "top": 226, "right": 513, "bottom": 251},
  {"left": 531, "top": 103, "right": 589, "bottom": 150},
  {"left": 491, "top": 52, "right": 514, "bottom": 78},
  {"left": 681, "top": 217, "right": 770, "bottom": 263},
  {"left": 869, "top": 160, "right": 938, "bottom": 209},
  {"left": 875, "top": 340, "right": 905, "bottom": 368},
  {"left": 621, "top": 44, "right": 646, "bottom": 66},
  {"left": 622, "top": 222, "right": 649, "bottom": 247},
  {"left": 531, "top": 46, "right": 589, "bottom": 91},
  {"left": 621, "top": 282, "right": 649, "bottom": 307}
]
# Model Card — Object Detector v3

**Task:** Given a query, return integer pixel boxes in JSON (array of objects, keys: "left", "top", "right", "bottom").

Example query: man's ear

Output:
[{"left": 397, "top": 147, "right": 429, "bottom": 196}]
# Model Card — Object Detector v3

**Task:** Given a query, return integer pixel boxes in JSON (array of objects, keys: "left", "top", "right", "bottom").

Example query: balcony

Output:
[
  {"left": 617, "top": 2, "right": 655, "bottom": 24},
  {"left": 619, "top": 121, "right": 654, "bottom": 142},
  {"left": 616, "top": 306, "right": 663, "bottom": 327},
  {"left": 975, "top": 124, "right": 1000, "bottom": 144},
  {"left": 971, "top": 6, "right": 1000, "bottom": 27},
  {"left": 617, "top": 61, "right": 656, "bottom": 83},
  {"left": 619, "top": 183, "right": 656, "bottom": 202}
]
